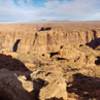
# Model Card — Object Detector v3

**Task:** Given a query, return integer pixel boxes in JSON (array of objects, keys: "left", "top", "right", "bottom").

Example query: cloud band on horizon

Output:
[{"left": 0, "top": 0, "right": 100, "bottom": 23}]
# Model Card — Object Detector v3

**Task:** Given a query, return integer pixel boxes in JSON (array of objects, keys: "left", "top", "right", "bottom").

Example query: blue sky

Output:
[{"left": 0, "top": 0, "right": 100, "bottom": 23}]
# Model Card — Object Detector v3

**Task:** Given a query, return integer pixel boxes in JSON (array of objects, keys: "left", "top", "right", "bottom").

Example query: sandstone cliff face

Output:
[
  {"left": 0, "top": 24, "right": 100, "bottom": 56},
  {"left": 0, "top": 23, "right": 100, "bottom": 100},
  {"left": 0, "top": 24, "right": 99, "bottom": 69}
]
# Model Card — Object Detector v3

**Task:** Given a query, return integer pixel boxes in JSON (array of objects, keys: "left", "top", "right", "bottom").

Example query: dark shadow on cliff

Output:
[
  {"left": 39, "top": 27, "right": 52, "bottom": 31},
  {"left": 86, "top": 38, "right": 100, "bottom": 49},
  {"left": 32, "top": 78, "right": 48, "bottom": 100},
  {"left": 13, "top": 39, "right": 21, "bottom": 52},
  {"left": 0, "top": 54, "right": 31, "bottom": 76},
  {"left": 95, "top": 56, "right": 100, "bottom": 65},
  {"left": 67, "top": 73, "right": 100, "bottom": 100},
  {"left": 0, "top": 69, "right": 32, "bottom": 100},
  {"left": 86, "top": 30, "right": 100, "bottom": 49}
]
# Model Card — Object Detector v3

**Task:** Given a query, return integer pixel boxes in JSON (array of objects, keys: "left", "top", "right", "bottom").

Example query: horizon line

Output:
[{"left": 0, "top": 20, "right": 100, "bottom": 24}]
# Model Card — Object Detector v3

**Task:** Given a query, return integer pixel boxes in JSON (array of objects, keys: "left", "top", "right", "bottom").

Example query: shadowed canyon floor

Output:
[{"left": 0, "top": 22, "right": 100, "bottom": 100}]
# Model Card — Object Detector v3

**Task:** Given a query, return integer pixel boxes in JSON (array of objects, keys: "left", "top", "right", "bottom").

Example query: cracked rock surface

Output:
[{"left": 0, "top": 22, "right": 100, "bottom": 100}]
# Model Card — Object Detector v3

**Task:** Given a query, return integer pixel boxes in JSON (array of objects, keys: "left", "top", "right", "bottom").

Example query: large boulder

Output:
[
  {"left": 31, "top": 65, "right": 67, "bottom": 100},
  {"left": 39, "top": 76, "right": 67, "bottom": 100}
]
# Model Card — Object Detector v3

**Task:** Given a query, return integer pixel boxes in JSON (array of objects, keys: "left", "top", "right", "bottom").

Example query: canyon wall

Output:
[
  {"left": 0, "top": 24, "right": 100, "bottom": 56},
  {"left": 0, "top": 23, "right": 100, "bottom": 100}
]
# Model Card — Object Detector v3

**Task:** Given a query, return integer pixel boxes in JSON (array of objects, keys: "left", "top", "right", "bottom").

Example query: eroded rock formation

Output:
[{"left": 0, "top": 22, "right": 99, "bottom": 100}]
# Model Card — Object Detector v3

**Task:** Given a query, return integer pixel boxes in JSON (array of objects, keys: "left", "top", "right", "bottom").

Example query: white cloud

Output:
[{"left": 0, "top": 0, "right": 100, "bottom": 22}]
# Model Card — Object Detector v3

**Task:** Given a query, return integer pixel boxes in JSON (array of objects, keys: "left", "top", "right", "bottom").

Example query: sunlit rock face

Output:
[
  {"left": 0, "top": 23, "right": 100, "bottom": 56},
  {"left": 0, "top": 22, "right": 100, "bottom": 100}
]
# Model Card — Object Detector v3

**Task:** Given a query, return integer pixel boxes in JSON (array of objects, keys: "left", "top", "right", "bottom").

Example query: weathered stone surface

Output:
[
  {"left": 31, "top": 65, "right": 67, "bottom": 100},
  {"left": 0, "top": 22, "right": 99, "bottom": 100},
  {"left": 39, "top": 76, "right": 67, "bottom": 100},
  {"left": 0, "top": 23, "right": 99, "bottom": 60},
  {"left": 18, "top": 75, "right": 33, "bottom": 92}
]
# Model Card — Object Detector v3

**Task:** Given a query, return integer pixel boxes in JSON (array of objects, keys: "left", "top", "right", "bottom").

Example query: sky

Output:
[{"left": 0, "top": 0, "right": 100, "bottom": 23}]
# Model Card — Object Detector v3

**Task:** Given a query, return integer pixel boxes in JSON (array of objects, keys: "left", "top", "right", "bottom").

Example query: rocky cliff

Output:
[
  {"left": 0, "top": 23, "right": 100, "bottom": 55},
  {"left": 0, "top": 22, "right": 100, "bottom": 100}
]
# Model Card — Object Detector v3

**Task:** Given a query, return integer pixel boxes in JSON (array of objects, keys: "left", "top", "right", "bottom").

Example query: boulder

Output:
[
  {"left": 31, "top": 65, "right": 67, "bottom": 100},
  {"left": 39, "top": 77, "right": 67, "bottom": 100}
]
